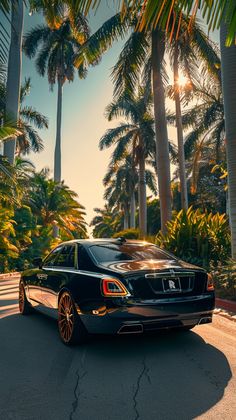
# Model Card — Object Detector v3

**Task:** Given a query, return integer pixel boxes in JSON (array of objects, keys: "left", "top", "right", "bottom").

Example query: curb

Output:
[
  {"left": 214, "top": 309, "right": 236, "bottom": 323},
  {"left": 0, "top": 272, "right": 20, "bottom": 279},
  {"left": 215, "top": 297, "right": 236, "bottom": 314}
]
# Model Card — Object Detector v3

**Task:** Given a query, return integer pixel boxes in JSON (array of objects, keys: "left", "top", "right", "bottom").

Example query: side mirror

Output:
[{"left": 33, "top": 257, "right": 43, "bottom": 268}]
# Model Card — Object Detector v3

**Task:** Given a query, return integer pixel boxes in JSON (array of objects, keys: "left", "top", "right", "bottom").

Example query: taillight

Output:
[
  {"left": 102, "top": 278, "right": 129, "bottom": 297},
  {"left": 207, "top": 273, "right": 214, "bottom": 291}
]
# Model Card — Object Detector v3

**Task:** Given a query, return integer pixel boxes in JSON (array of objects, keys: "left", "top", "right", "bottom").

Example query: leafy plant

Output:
[
  {"left": 211, "top": 261, "right": 236, "bottom": 301},
  {"left": 156, "top": 207, "right": 231, "bottom": 269},
  {"left": 113, "top": 228, "right": 140, "bottom": 239}
]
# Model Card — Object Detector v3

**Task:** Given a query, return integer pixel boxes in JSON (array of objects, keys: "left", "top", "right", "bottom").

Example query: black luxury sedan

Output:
[{"left": 19, "top": 238, "right": 215, "bottom": 345}]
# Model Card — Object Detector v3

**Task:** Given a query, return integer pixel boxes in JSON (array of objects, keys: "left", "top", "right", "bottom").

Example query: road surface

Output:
[{"left": 0, "top": 274, "right": 235, "bottom": 420}]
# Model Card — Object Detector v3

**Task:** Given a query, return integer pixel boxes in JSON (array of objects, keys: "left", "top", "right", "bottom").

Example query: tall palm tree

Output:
[
  {"left": 99, "top": 88, "right": 156, "bottom": 236},
  {"left": 103, "top": 155, "right": 138, "bottom": 230},
  {"left": 166, "top": 19, "right": 220, "bottom": 210},
  {"left": 80, "top": 0, "right": 236, "bottom": 257},
  {"left": 78, "top": 10, "right": 219, "bottom": 233},
  {"left": 183, "top": 68, "right": 224, "bottom": 161},
  {"left": 103, "top": 154, "right": 157, "bottom": 234},
  {"left": 23, "top": 14, "right": 90, "bottom": 183},
  {"left": 167, "top": 66, "right": 224, "bottom": 194},
  {"left": 3, "top": 0, "right": 24, "bottom": 164},
  {"left": 220, "top": 9, "right": 236, "bottom": 258}
]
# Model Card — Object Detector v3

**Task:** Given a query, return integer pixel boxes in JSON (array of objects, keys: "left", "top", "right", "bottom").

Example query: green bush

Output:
[
  {"left": 113, "top": 228, "right": 140, "bottom": 239},
  {"left": 211, "top": 261, "right": 236, "bottom": 300},
  {"left": 156, "top": 207, "right": 231, "bottom": 269}
]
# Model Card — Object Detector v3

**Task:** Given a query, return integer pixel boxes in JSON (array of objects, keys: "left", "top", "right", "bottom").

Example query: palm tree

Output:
[
  {"left": 76, "top": 1, "right": 236, "bottom": 46},
  {"left": 166, "top": 23, "right": 220, "bottom": 209},
  {"left": 1, "top": 77, "right": 49, "bottom": 155},
  {"left": 168, "top": 66, "right": 224, "bottom": 193},
  {"left": 90, "top": 204, "right": 123, "bottom": 238},
  {"left": 103, "top": 153, "right": 157, "bottom": 234},
  {"left": 3, "top": 0, "right": 24, "bottom": 164},
  {"left": 23, "top": 13, "right": 90, "bottom": 183},
  {"left": 103, "top": 155, "right": 138, "bottom": 230},
  {"left": 99, "top": 88, "right": 156, "bottom": 236},
  {"left": 220, "top": 9, "right": 236, "bottom": 258},
  {"left": 78, "top": 10, "right": 219, "bottom": 233},
  {"left": 28, "top": 170, "right": 87, "bottom": 239}
]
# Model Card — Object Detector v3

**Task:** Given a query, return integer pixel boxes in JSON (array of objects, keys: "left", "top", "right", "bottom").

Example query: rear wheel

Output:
[
  {"left": 58, "top": 291, "right": 87, "bottom": 345},
  {"left": 19, "top": 282, "right": 33, "bottom": 315}
]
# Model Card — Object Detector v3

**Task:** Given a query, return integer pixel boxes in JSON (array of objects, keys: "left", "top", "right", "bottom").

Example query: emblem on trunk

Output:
[{"left": 168, "top": 280, "right": 176, "bottom": 289}]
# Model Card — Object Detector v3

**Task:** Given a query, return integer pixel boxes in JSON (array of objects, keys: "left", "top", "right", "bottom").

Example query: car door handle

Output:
[{"left": 37, "top": 273, "right": 48, "bottom": 280}]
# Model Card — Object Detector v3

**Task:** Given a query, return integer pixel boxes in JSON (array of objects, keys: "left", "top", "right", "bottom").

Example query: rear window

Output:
[{"left": 89, "top": 244, "right": 173, "bottom": 264}]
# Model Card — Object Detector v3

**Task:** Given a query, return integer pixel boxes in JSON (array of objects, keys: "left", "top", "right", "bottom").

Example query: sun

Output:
[{"left": 176, "top": 75, "right": 189, "bottom": 87}]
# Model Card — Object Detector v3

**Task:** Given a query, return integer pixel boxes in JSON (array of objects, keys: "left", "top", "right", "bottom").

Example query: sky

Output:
[
  {"left": 10, "top": 4, "right": 219, "bottom": 235},
  {"left": 22, "top": 5, "right": 130, "bottom": 233}
]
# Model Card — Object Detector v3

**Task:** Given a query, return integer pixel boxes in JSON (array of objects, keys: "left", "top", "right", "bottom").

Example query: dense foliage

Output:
[
  {"left": 0, "top": 168, "right": 87, "bottom": 273},
  {"left": 156, "top": 207, "right": 231, "bottom": 269}
]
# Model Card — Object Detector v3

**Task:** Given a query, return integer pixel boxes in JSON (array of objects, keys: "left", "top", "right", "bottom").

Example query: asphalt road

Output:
[{"left": 0, "top": 275, "right": 236, "bottom": 420}]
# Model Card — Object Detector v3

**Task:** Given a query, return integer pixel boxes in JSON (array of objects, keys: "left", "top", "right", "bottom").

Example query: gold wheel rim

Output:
[{"left": 58, "top": 294, "right": 74, "bottom": 343}]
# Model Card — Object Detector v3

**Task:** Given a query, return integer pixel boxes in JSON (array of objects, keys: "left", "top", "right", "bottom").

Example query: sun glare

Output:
[{"left": 176, "top": 75, "right": 188, "bottom": 87}]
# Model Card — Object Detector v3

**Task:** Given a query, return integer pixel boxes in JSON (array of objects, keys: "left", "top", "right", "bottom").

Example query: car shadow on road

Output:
[{"left": 0, "top": 310, "right": 232, "bottom": 420}]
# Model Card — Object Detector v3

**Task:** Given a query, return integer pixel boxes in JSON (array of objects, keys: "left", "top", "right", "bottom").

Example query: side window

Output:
[
  {"left": 55, "top": 245, "right": 75, "bottom": 268},
  {"left": 78, "top": 245, "right": 93, "bottom": 271},
  {"left": 43, "top": 246, "right": 63, "bottom": 267}
]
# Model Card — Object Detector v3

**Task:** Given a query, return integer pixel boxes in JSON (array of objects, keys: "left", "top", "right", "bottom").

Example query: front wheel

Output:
[{"left": 58, "top": 291, "right": 87, "bottom": 345}]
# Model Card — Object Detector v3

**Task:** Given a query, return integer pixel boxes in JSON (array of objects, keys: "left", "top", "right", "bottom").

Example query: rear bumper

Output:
[{"left": 80, "top": 293, "right": 215, "bottom": 335}]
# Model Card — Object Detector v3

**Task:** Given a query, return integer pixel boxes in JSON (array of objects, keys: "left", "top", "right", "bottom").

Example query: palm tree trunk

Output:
[
  {"left": 220, "top": 19, "right": 236, "bottom": 258},
  {"left": 54, "top": 78, "right": 63, "bottom": 183},
  {"left": 130, "top": 191, "right": 136, "bottom": 228},
  {"left": 152, "top": 29, "right": 172, "bottom": 233},
  {"left": 123, "top": 207, "right": 129, "bottom": 230},
  {"left": 173, "top": 48, "right": 188, "bottom": 211},
  {"left": 138, "top": 146, "right": 147, "bottom": 237},
  {"left": 3, "top": 0, "right": 24, "bottom": 164}
]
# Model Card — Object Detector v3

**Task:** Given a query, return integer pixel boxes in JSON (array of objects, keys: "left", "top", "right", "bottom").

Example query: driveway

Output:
[{"left": 0, "top": 275, "right": 235, "bottom": 420}]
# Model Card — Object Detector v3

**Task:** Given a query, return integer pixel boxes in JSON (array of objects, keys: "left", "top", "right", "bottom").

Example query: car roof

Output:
[{"left": 58, "top": 238, "right": 152, "bottom": 248}]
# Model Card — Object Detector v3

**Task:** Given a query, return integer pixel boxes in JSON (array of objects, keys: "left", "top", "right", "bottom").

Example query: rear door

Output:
[
  {"left": 40, "top": 244, "right": 76, "bottom": 309},
  {"left": 28, "top": 246, "right": 62, "bottom": 304}
]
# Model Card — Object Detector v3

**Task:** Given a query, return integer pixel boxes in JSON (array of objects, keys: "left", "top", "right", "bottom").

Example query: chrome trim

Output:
[
  {"left": 145, "top": 271, "right": 195, "bottom": 278},
  {"left": 134, "top": 294, "right": 213, "bottom": 304},
  {"left": 198, "top": 316, "right": 212, "bottom": 325},
  {"left": 118, "top": 323, "right": 143, "bottom": 334},
  {"left": 42, "top": 267, "right": 103, "bottom": 278}
]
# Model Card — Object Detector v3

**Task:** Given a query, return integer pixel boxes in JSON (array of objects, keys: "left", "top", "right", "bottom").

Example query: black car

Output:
[{"left": 19, "top": 238, "right": 215, "bottom": 345}]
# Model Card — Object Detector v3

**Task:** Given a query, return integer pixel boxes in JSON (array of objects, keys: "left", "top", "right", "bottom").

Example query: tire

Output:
[
  {"left": 19, "top": 281, "right": 33, "bottom": 315},
  {"left": 58, "top": 291, "right": 88, "bottom": 345}
]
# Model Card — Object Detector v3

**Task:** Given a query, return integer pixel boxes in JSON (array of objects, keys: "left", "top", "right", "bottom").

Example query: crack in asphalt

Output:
[
  {"left": 69, "top": 349, "right": 87, "bottom": 420},
  {"left": 133, "top": 357, "right": 150, "bottom": 420},
  {"left": 69, "top": 369, "right": 87, "bottom": 420}
]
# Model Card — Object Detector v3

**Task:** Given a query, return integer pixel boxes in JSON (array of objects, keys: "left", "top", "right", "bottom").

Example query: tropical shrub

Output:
[
  {"left": 113, "top": 228, "right": 140, "bottom": 239},
  {"left": 0, "top": 208, "right": 18, "bottom": 272},
  {"left": 156, "top": 207, "right": 231, "bottom": 269},
  {"left": 211, "top": 261, "right": 236, "bottom": 300}
]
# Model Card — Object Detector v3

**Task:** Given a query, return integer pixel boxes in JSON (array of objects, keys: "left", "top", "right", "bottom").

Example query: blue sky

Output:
[
  {"left": 19, "top": 5, "right": 219, "bottom": 233},
  {"left": 22, "top": 5, "right": 128, "bottom": 232}
]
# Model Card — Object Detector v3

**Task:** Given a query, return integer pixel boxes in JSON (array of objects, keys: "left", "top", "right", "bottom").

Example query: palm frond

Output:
[
  {"left": 111, "top": 30, "right": 150, "bottom": 98},
  {"left": 20, "top": 106, "right": 49, "bottom": 129},
  {"left": 99, "top": 123, "right": 135, "bottom": 150}
]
